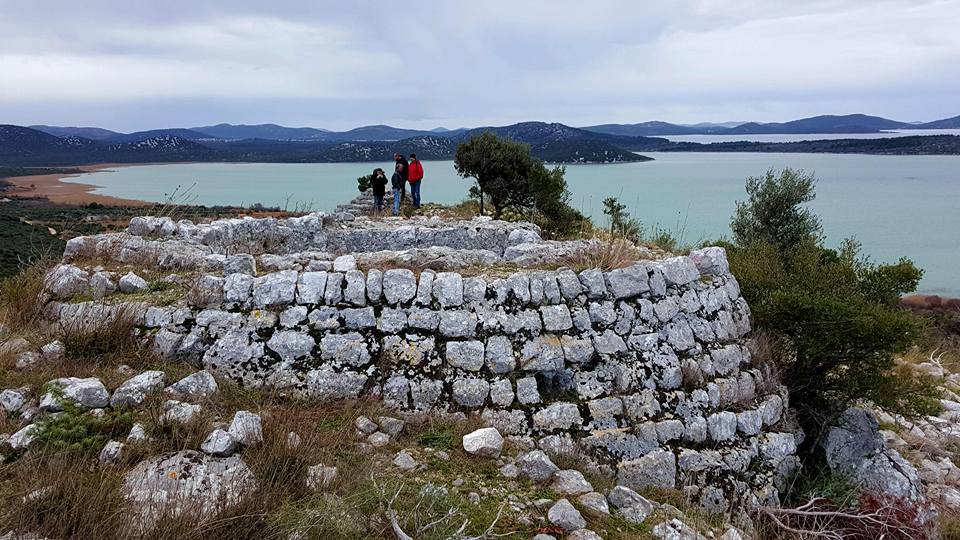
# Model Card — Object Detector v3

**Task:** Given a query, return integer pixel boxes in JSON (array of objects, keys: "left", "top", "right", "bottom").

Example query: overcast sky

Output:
[{"left": 1, "top": 0, "right": 958, "bottom": 131}]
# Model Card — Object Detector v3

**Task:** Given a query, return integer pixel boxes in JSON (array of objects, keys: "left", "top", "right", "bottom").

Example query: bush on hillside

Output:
[
  {"left": 731, "top": 167, "right": 822, "bottom": 250},
  {"left": 724, "top": 168, "right": 937, "bottom": 442},
  {"left": 357, "top": 174, "right": 371, "bottom": 193},
  {"left": 454, "top": 131, "right": 587, "bottom": 237}
]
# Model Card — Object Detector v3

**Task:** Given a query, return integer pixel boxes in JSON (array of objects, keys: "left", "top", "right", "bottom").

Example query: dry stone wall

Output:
[{"left": 45, "top": 212, "right": 799, "bottom": 517}]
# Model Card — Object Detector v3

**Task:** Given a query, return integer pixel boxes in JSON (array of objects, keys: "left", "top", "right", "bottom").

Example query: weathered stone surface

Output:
[
  {"left": 707, "top": 411, "right": 738, "bottom": 442},
  {"left": 446, "top": 340, "right": 485, "bottom": 371},
  {"left": 366, "top": 268, "right": 383, "bottom": 303},
  {"left": 253, "top": 270, "right": 298, "bottom": 307},
  {"left": 122, "top": 450, "right": 258, "bottom": 533},
  {"left": 516, "top": 377, "right": 541, "bottom": 404},
  {"left": 617, "top": 449, "right": 677, "bottom": 491},
  {"left": 229, "top": 410, "right": 263, "bottom": 446},
  {"left": 520, "top": 335, "right": 564, "bottom": 371},
  {"left": 383, "top": 269, "right": 417, "bottom": 305},
  {"left": 578, "top": 492, "right": 610, "bottom": 517},
  {"left": 41, "top": 377, "right": 109, "bottom": 410},
  {"left": 201, "top": 429, "right": 238, "bottom": 457},
  {"left": 305, "top": 368, "right": 367, "bottom": 400},
  {"left": 534, "top": 403, "right": 583, "bottom": 432},
  {"left": 1, "top": 387, "right": 28, "bottom": 412},
  {"left": 659, "top": 256, "right": 700, "bottom": 286},
  {"left": 119, "top": 271, "right": 149, "bottom": 294},
  {"left": 162, "top": 400, "right": 202, "bottom": 424},
  {"left": 100, "top": 440, "right": 125, "bottom": 464},
  {"left": 8, "top": 423, "right": 39, "bottom": 450},
  {"left": 333, "top": 254, "right": 357, "bottom": 272},
  {"left": 111, "top": 371, "right": 165, "bottom": 408},
  {"left": 462, "top": 427, "right": 504, "bottom": 457},
  {"left": 579, "top": 268, "right": 607, "bottom": 299},
  {"left": 266, "top": 330, "right": 315, "bottom": 362},
  {"left": 485, "top": 335, "right": 515, "bottom": 373},
  {"left": 343, "top": 270, "right": 367, "bottom": 306},
  {"left": 433, "top": 272, "right": 464, "bottom": 307},
  {"left": 540, "top": 304, "right": 573, "bottom": 332},
  {"left": 606, "top": 264, "right": 650, "bottom": 299},
  {"left": 439, "top": 310, "right": 477, "bottom": 338},
  {"left": 517, "top": 450, "right": 559, "bottom": 482},
  {"left": 342, "top": 307, "right": 376, "bottom": 329},
  {"left": 46, "top": 264, "right": 90, "bottom": 299},
  {"left": 319, "top": 333, "right": 370, "bottom": 366},
  {"left": 306, "top": 464, "right": 338, "bottom": 490},
  {"left": 452, "top": 377, "right": 489, "bottom": 407},
  {"left": 548, "top": 498, "right": 587, "bottom": 531},
  {"left": 552, "top": 469, "right": 594, "bottom": 495},
  {"left": 296, "top": 271, "right": 327, "bottom": 304},
  {"left": 165, "top": 370, "right": 218, "bottom": 398},
  {"left": 821, "top": 407, "right": 927, "bottom": 505},
  {"left": 224, "top": 254, "right": 256, "bottom": 275}
]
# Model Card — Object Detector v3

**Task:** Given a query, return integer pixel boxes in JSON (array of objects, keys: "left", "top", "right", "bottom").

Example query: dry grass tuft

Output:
[
  {"left": 0, "top": 258, "right": 54, "bottom": 334},
  {"left": 56, "top": 303, "right": 148, "bottom": 367},
  {"left": 563, "top": 239, "right": 653, "bottom": 272}
]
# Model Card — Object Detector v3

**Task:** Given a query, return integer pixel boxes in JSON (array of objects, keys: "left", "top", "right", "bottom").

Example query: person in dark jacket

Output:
[
  {"left": 390, "top": 167, "right": 405, "bottom": 216},
  {"left": 394, "top": 153, "right": 409, "bottom": 201},
  {"left": 407, "top": 153, "right": 424, "bottom": 209},
  {"left": 370, "top": 168, "right": 387, "bottom": 212}
]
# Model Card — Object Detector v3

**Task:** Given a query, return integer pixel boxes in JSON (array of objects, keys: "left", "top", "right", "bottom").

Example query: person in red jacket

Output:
[{"left": 407, "top": 153, "right": 424, "bottom": 209}]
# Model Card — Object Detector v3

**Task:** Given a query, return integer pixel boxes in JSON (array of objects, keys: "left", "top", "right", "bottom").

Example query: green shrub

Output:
[
  {"left": 731, "top": 167, "right": 822, "bottom": 250},
  {"left": 33, "top": 399, "right": 134, "bottom": 455},
  {"left": 454, "top": 131, "right": 586, "bottom": 237},
  {"left": 726, "top": 170, "right": 937, "bottom": 441},
  {"left": 356, "top": 174, "right": 371, "bottom": 193}
]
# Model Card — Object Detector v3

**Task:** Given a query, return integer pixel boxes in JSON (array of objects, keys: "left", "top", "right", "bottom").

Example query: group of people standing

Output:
[{"left": 369, "top": 153, "right": 424, "bottom": 215}]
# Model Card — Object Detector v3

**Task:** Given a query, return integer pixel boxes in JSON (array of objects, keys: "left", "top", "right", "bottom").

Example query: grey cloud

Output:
[{"left": 0, "top": 0, "right": 957, "bottom": 131}]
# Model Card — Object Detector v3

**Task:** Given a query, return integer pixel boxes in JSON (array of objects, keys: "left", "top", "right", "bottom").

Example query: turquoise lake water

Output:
[{"left": 68, "top": 153, "right": 960, "bottom": 296}]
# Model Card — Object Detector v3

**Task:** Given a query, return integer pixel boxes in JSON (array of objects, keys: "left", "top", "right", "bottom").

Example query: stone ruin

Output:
[{"left": 42, "top": 209, "right": 800, "bottom": 520}]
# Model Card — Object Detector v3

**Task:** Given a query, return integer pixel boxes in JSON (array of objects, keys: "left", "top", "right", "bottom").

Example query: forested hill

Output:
[
  {"left": 3, "top": 122, "right": 960, "bottom": 168},
  {"left": 0, "top": 124, "right": 649, "bottom": 166}
]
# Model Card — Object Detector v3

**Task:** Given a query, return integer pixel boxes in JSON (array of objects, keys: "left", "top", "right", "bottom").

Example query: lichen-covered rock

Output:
[
  {"left": 383, "top": 269, "right": 417, "bottom": 305},
  {"left": 201, "top": 429, "right": 238, "bottom": 457},
  {"left": 821, "top": 407, "right": 928, "bottom": 506},
  {"left": 45, "top": 264, "right": 90, "bottom": 299},
  {"left": 228, "top": 410, "right": 263, "bottom": 446},
  {"left": 552, "top": 469, "right": 594, "bottom": 495},
  {"left": 111, "top": 370, "right": 165, "bottom": 408},
  {"left": 534, "top": 403, "right": 583, "bottom": 432},
  {"left": 165, "top": 370, "right": 219, "bottom": 398},
  {"left": 252, "top": 270, "right": 298, "bottom": 307},
  {"left": 122, "top": 450, "right": 258, "bottom": 533},
  {"left": 267, "top": 330, "right": 315, "bottom": 362},
  {"left": 517, "top": 450, "right": 559, "bottom": 482},
  {"left": 119, "top": 271, "right": 149, "bottom": 294},
  {"left": 548, "top": 498, "right": 586, "bottom": 531},
  {"left": 446, "top": 340, "right": 485, "bottom": 371},
  {"left": 40, "top": 377, "right": 110, "bottom": 411},
  {"left": 617, "top": 449, "right": 677, "bottom": 491},
  {"left": 462, "top": 427, "right": 504, "bottom": 457}
]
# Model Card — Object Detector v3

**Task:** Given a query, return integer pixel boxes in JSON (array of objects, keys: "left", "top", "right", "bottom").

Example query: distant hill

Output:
[
  {"left": 581, "top": 121, "right": 701, "bottom": 136},
  {"left": 108, "top": 128, "right": 215, "bottom": 143},
  {"left": 3, "top": 120, "right": 959, "bottom": 168},
  {"left": 29, "top": 125, "right": 121, "bottom": 140},
  {"left": 723, "top": 114, "right": 911, "bottom": 134},
  {"left": 0, "top": 125, "right": 221, "bottom": 166},
  {"left": 915, "top": 115, "right": 960, "bottom": 129},
  {"left": 581, "top": 114, "right": 960, "bottom": 136},
  {"left": 193, "top": 123, "right": 331, "bottom": 140},
  {"left": 330, "top": 125, "right": 451, "bottom": 141}
]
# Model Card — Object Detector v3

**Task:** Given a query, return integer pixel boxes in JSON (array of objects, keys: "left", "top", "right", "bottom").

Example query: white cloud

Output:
[{"left": 0, "top": 0, "right": 957, "bottom": 129}]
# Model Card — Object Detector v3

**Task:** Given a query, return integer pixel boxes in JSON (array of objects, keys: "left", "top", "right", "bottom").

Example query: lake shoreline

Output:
[{"left": 2, "top": 163, "right": 163, "bottom": 206}]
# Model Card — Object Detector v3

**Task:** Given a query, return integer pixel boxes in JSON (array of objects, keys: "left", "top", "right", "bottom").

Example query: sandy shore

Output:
[{"left": 2, "top": 163, "right": 153, "bottom": 206}]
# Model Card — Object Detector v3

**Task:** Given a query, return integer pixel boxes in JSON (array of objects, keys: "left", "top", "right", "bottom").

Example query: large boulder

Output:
[
  {"left": 122, "top": 450, "right": 257, "bottom": 532},
  {"left": 821, "top": 408, "right": 930, "bottom": 510}
]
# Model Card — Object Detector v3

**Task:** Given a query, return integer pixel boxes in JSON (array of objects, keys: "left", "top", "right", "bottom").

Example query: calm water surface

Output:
[{"left": 69, "top": 152, "right": 960, "bottom": 296}]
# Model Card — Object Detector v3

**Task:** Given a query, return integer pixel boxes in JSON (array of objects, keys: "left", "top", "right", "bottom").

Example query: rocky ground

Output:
[{"left": 0, "top": 336, "right": 748, "bottom": 539}]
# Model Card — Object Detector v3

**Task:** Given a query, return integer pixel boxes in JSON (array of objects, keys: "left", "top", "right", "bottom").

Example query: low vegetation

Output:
[
  {"left": 454, "top": 131, "right": 589, "bottom": 238},
  {"left": 721, "top": 167, "right": 938, "bottom": 443}
]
